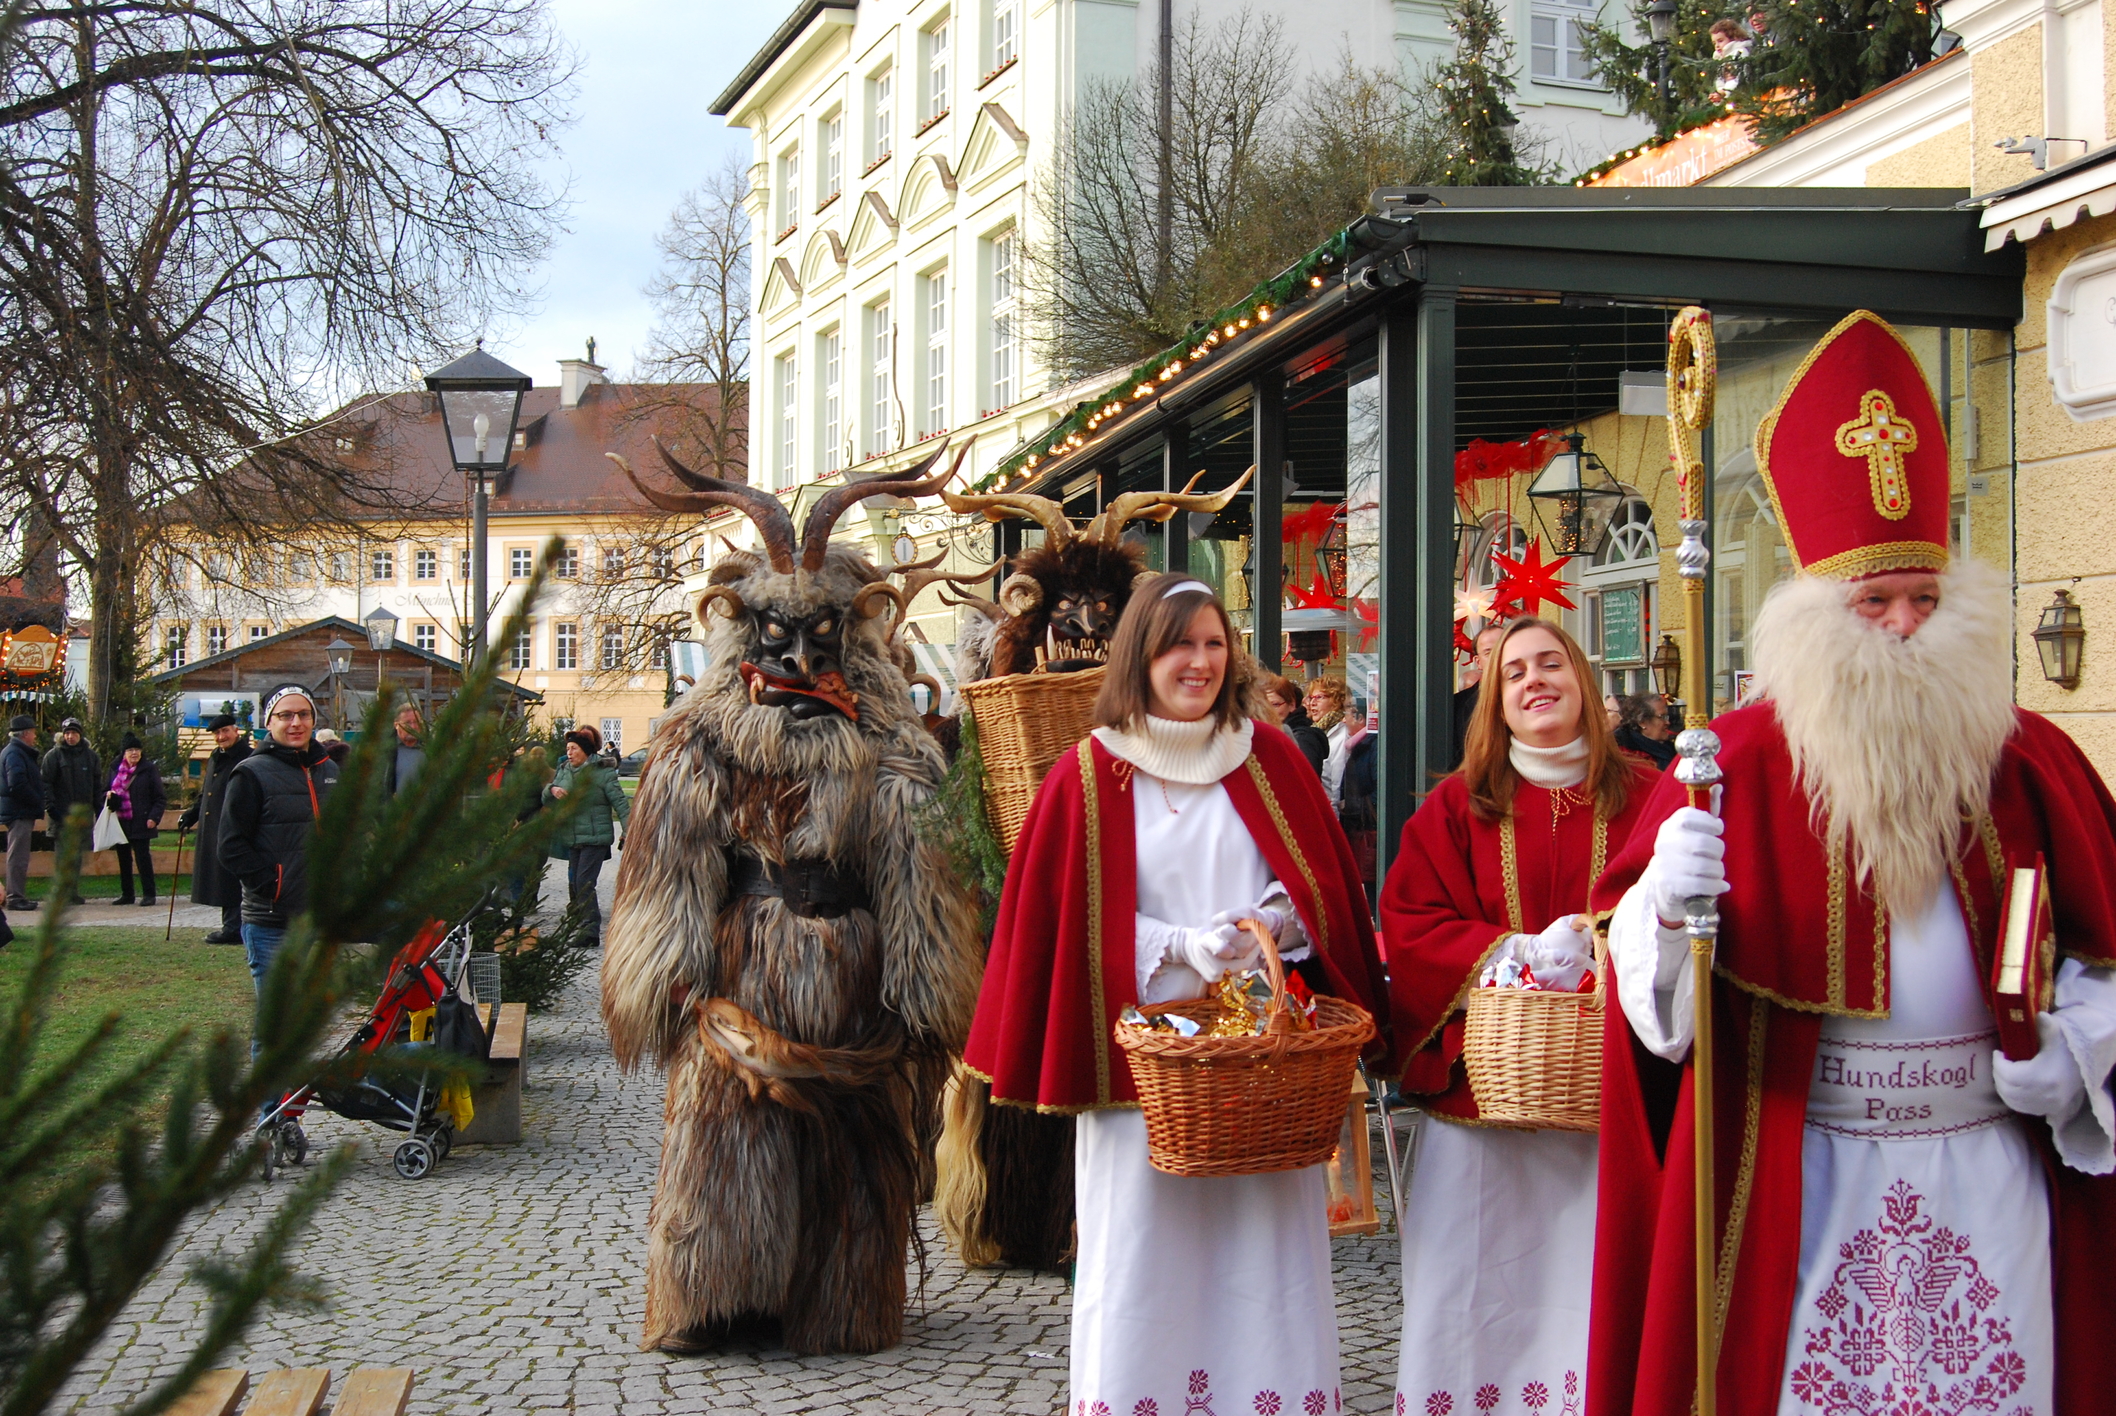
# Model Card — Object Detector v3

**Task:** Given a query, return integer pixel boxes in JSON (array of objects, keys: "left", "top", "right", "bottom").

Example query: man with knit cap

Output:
[
  {"left": 1590, "top": 312, "right": 2116, "bottom": 1416},
  {"left": 219, "top": 685, "right": 337, "bottom": 999},
  {"left": 0, "top": 715, "right": 43, "bottom": 911}
]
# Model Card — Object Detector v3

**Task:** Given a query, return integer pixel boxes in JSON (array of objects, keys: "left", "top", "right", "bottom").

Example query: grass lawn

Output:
[
  {"left": 1, "top": 926, "right": 254, "bottom": 1101},
  {"left": 24, "top": 873, "right": 194, "bottom": 901}
]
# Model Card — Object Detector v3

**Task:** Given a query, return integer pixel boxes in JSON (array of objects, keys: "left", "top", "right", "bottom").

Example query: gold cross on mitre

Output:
[{"left": 1834, "top": 389, "right": 1919, "bottom": 520}]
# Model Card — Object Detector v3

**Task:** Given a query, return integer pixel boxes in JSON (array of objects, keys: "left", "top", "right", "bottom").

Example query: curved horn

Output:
[
  {"left": 907, "top": 673, "right": 944, "bottom": 703},
  {"left": 1087, "top": 464, "right": 1256, "bottom": 546},
  {"left": 695, "top": 586, "right": 746, "bottom": 623},
  {"left": 896, "top": 555, "right": 1002, "bottom": 604},
  {"left": 800, "top": 437, "right": 977, "bottom": 572},
  {"left": 938, "top": 483, "right": 1074, "bottom": 546},
  {"left": 610, "top": 446, "right": 799, "bottom": 573},
  {"left": 849, "top": 581, "right": 906, "bottom": 622},
  {"left": 939, "top": 588, "right": 1005, "bottom": 622}
]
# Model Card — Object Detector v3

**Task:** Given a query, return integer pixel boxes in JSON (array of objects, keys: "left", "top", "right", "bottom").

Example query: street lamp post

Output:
[
  {"left": 424, "top": 345, "right": 532, "bottom": 666},
  {"left": 1646, "top": 0, "right": 1678, "bottom": 123},
  {"left": 325, "top": 635, "right": 355, "bottom": 731}
]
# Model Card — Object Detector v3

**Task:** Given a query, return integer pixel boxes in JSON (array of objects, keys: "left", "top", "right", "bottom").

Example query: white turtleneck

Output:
[
  {"left": 1508, "top": 734, "right": 1588, "bottom": 789},
  {"left": 1092, "top": 713, "right": 1254, "bottom": 784}
]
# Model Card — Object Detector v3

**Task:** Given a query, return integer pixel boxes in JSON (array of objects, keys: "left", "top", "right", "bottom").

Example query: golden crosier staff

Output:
[{"left": 1665, "top": 306, "right": 1723, "bottom": 1416}]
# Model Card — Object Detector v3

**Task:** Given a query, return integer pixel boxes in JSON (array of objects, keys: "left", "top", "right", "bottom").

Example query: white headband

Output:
[{"left": 1161, "top": 579, "right": 1213, "bottom": 600}]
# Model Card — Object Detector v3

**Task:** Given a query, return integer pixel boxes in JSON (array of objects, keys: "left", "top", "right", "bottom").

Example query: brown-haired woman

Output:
[
  {"left": 1377, "top": 617, "right": 1659, "bottom": 1411},
  {"left": 965, "top": 573, "right": 1392, "bottom": 1416}
]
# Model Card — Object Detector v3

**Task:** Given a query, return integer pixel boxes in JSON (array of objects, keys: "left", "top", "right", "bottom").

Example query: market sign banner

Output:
[
  {"left": 3, "top": 624, "right": 62, "bottom": 677},
  {"left": 1584, "top": 115, "right": 1760, "bottom": 189}
]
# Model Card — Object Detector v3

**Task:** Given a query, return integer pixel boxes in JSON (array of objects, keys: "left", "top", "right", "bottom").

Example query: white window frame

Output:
[
  {"left": 165, "top": 627, "right": 188, "bottom": 667},
  {"left": 924, "top": 19, "right": 951, "bottom": 124},
  {"left": 414, "top": 548, "right": 438, "bottom": 581},
  {"left": 510, "top": 546, "right": 533, "bottom": 579},
  {"left": 775, "top": 351, "right": 799, "bottom": 487},
  {"left": 600, "top": 717, "right": 624, "bottom": 753},
  {"left": 457, "top": 545, "right": 470, "bottom": 581},
  {"left": 600, "top": 624, "right": 624, "bottom": 671},
  {"left": 555, "top": 622, "right": 578, "bottom": 670},
  {"left": 990, "top": 0, "right": 1018, "bottom": 73},
  {"left": 775, "top": 143, "right": 801, "bottom": 234},
  {"left": 869, "top": 66, "right": 893, "bottom": 166},
  {"left": 821, "top": 112, "right": 844, "bottom": 206},
  {"left": 1530, "top": 0, "right": 1602, "bottom": 86},
  {"left": 249, "top": 624, "right": 269, "bottom": 642},
  {"left": 328, "top": 550, "right": 352, "bottom": 583},
  {"left": 602, "top": 546, "right": 624, "bottom": 579},
  {"left": 370, "top": 547, "right": 394, "bottom": 581},
  {"left": 819, "top": 328, "right": 843, "bottom": 473},
  {"left": 989, "top": 231, "right": 1017, "bottom": 411},
  {"left": 868, "top": 299, "right": 894, "bottom": 457},
  {"left": 415, "top": 623, "right": 437, "bottom": 652},
  {"left": 555, "top": 545, "right": 579, "bottom": 579},
  {"left": 206, "top": 625, "right": 228, "bottom": 657},
  {"left": 923, "top": 269, "right": 948, "bottom": 436},
  {"left": 509, "top": 625, "right": 533, "bottom": 671}
]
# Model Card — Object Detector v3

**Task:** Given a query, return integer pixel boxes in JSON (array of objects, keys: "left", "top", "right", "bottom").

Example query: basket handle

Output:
[{"left": 1234, "top": 918, "right": 1296, "bottom": 1036}]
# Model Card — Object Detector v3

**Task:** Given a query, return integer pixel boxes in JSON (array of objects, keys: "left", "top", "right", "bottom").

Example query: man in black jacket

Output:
[
  {"left": 38, "top": 717, "right": 99, "bottom": 906},
  {"left": 218, "top": 685, "right": 337, "bottom": 1002},
  {"left": 0, "top": 716, "right": 43, "bottom": 911},
  {"left": 179, "top": 713, "right": 251, "bottom": 943}
]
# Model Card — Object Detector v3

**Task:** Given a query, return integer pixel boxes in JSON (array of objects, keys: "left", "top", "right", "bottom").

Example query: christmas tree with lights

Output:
[{"left": 1436, "top": 0, "right": 1541, "bottom": 185}]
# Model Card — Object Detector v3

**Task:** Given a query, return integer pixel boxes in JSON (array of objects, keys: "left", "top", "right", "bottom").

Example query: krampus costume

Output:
[
  {"left": 601, "top": 443, "right": 981, "bottom": 1355},
  {"left": 931, "top": 468, "right": 1255, "bottom": 1273}
]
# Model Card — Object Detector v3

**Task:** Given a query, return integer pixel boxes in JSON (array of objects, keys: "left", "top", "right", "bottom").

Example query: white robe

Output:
[
  {"left": 1609, "top": 880, "right": 2116, "bottom": 1416},
  {"left": 1070, "top": 771, "right": 1343, "bottom": 1416}
]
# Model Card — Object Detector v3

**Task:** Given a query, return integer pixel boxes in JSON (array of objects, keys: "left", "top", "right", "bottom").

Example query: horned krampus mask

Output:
[
  {"left": 609, "top": 440, "right": 964, "bottom": 725},
  {"left": 941, "top": 466, "right": 1254, "bottom": 678}
]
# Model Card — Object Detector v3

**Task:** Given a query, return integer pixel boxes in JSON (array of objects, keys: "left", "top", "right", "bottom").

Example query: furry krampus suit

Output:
[{"left": 601, "top": 443, "right": 981, "bottom": 1355}]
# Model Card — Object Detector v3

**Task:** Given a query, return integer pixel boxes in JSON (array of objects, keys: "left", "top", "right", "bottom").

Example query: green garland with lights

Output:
[{"left": 985, "top": 229, "right": 1357, "bottom": 488}]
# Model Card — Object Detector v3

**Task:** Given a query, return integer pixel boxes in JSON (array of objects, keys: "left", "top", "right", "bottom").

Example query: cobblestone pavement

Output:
[{"left": 56, "top": 854, "right": 1409, "bottom": 1415}]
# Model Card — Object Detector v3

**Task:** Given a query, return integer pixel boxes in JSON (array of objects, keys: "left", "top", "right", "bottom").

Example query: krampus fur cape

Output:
[{"left": 602, "top": 445, "right": 980, "bottom": 1355}]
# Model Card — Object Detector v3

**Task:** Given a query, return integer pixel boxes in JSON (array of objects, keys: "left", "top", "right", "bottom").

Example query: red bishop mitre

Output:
[{"left": 1755, "top": 310, "right": 1951, "bottom": 580}]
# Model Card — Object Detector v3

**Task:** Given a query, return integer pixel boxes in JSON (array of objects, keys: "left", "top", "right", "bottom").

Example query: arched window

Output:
[
  {"left": 1581, "top": 492, "right": 1661, "bottom": 695},
  {"left": 1467, "top": 516, "right": 1528, "bottom": 590},
  {"left": 1592, "top": 495, "right": 1658, "bottom": 568}
]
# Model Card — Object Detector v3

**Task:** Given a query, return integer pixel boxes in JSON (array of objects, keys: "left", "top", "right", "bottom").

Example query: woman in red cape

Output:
[
  {"left": 1378, "top": 618, "right": 1659, "bottom": 1415},
  {"left": 964, "top": 574, "right": 1391, "bottom": 1416}
]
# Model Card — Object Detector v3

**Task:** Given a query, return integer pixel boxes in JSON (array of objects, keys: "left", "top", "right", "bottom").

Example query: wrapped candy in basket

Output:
[{"left": 1113, "top": 921, "right": 1374, "bottom": 1178}]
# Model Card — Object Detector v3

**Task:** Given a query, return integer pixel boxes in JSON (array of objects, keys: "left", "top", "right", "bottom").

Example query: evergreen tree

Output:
[
  {"left": 1435, "top": 0, "right": 1541, "bottom": 186},
  {"left": 1578, "top": 0, "right": 1736, "bottom": 141},
  {"left": 0, "top": 550, "right": 577, "bottom": 1416},
  {"left": 1731, "top": 0, "right": 1937, "bottom": 142}
]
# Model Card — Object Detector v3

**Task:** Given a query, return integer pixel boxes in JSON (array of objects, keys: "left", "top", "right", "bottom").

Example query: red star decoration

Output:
[
  {"left": 1280, "top": 500, "right": 1344, "bottom": 544},
  {"left": 1453, "top": 618, "right": 1477, "bottom": 661},
  {"left": 1350, "top": 597, "right": 1379, "bottom": 651},
  {"left": 1488, "top": 539, "right": 1577, "bottom": 616},
  {"left": 1286, "top": 570, "right": 1341, "bottom": 610}
]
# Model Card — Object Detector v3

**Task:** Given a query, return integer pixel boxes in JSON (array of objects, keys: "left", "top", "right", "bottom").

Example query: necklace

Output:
[
  {"left": 1157, "top": 777, "right": 1181, "bottom": 815},
  {"left": 1550, "top": 783, "right": 1591, "bottom": 822}
]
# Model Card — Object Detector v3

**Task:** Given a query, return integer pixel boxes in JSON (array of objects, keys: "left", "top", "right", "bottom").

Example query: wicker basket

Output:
[
  {"left": 1460, "top": 936, "right": 1605, "bottom": 1132},
  {"left": 960, "top": 665, "right": 1106, "bottom": 855},
  {"left": 1114, "top": 923, "right": 1375, "bottom": 1178}
]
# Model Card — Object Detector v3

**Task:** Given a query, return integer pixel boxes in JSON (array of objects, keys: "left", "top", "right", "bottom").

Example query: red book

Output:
[{"left": 1992, "top": 855, "right": 2056, "bottom": 1062}]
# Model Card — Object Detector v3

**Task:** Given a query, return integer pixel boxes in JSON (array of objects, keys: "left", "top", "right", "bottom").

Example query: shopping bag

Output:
[{"left": 91, "top": 805, "right": 127, "bottom": 852}]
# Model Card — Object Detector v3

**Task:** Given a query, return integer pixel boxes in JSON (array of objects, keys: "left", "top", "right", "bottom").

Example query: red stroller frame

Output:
[{"left": 257, "top": 909, "right": 482, "bottom": 1180}]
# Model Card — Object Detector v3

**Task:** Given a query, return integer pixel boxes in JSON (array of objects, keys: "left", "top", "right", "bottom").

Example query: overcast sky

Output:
[{"left": 481, "top": 0, "right": 780, "bottom": 388}]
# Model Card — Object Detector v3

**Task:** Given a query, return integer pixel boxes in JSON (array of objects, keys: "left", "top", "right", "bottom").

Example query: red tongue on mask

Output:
[{"left": 740, "top": 662, "right": 862, "bottom": 720}]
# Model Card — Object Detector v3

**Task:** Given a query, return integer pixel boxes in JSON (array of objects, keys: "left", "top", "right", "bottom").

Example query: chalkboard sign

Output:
[{"left": 1600, "top": 586, "right": 1645, "bottom": 664}]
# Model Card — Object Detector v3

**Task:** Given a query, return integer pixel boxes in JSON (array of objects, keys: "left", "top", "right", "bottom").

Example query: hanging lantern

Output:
[
  {"left": 2032, "top": 586, "right": 2086, "bottom": 689},
  {"left": 1650, "top": 633, "right": 1683, "bottom": 701},
  {"left": 1526, "top": 432, "right": 1624, "bottom": 558}
]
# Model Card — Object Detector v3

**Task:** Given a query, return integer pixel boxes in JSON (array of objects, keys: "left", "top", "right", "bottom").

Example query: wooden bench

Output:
[
  {"left": 170, "top": 1367, "right": 412, "bottom": 1416},
  {"left": 455, "top": 1001, "right": 527, "bottom": 1145}
]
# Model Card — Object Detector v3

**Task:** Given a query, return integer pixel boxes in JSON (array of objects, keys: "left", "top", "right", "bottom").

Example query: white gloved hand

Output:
[
  {"left": 1209, "top": 884, "right": 1306, "bottom": 955},
  {"left": 1993, "top": 1013, "right": 2089, "bottom": 1122},
  {"left": 1173, "top": 922, "right": 1259, "bottom": 983},
  {"left": 1648, "top": 807, "right": 1728, "bottom": 927},
  {"left": 1518, "top": 914, "right": 1592, "bottom": 992}
]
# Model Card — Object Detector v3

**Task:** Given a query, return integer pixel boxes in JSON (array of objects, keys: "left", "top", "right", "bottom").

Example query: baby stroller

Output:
[{"left": 257, "top": 904, "right": 492, "bottom": 1181}]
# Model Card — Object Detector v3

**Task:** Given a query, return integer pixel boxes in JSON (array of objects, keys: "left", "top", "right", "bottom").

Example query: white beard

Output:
[{"left": 1748, "top": 560, "right": 2016, "bottom": 914}]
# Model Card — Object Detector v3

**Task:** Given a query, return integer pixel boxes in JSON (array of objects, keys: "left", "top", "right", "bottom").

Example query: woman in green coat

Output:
[{"left": 547, "top": 729, "right": 630, "bottom": 947}]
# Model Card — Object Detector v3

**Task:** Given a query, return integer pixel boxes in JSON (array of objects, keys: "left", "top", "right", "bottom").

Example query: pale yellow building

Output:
[{"left": 153, "top": 356, "right": 721, "bottom": 752}]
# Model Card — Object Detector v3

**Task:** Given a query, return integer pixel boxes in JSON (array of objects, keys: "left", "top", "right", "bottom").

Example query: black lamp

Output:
[
  {"left": 325, "top": 636, "right": 355, "bottom": 678},
  {"left": 425, "top": 344, "right": 532, "bottom": 663},
  {"left": 363, "top": 603, "right": 399, "bottom": 652},
  {"left": 2032, "top": 586, "right": 2086, "bottom": 689},
  {"left": 1650, "top": 633, "right": 1683, "bottom": 699},
  {"left": 1645, "top": 0, "right": 1677, "bottom": 43},
  {"left": 1526, "top": 432, "right": 1624, "bottom": 557}
]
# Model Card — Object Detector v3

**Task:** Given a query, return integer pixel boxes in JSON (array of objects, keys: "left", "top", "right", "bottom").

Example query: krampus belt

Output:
[
  {"left": 730, "top": 852, "right": 873, "bottom": 919},
  {"left": 695, "top": 997, "right": 904, "bottom": 1108}
]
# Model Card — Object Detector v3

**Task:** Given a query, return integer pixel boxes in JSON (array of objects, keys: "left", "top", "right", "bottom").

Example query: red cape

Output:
[
  {"left": 1588, "top": 704, "right": 2116, "bottom": 1416},
  {"left": 1378, "top": 767, "right": 1659, "bottom": 1117},
  {"left": 963, "top": 723, "right": 1394, "bottom": 1111}
]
